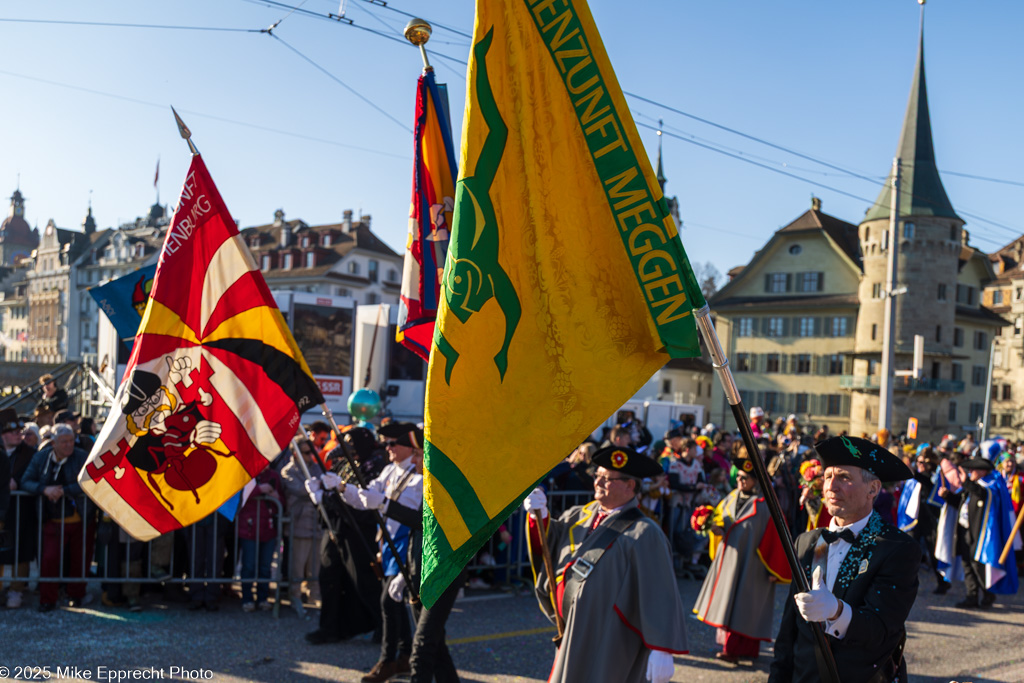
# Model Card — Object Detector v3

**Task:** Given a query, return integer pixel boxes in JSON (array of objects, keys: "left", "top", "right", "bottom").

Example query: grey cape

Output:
[
  {"left": 527, "top": 498, "right": 688, "bottom": 683},
  {"left": 693, "top": 488, "right": 790, "bottom": 640}
]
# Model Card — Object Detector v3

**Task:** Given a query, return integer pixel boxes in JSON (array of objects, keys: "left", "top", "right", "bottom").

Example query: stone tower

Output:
[
  {"left": 849, "top": 26, "right": 966, "bottom": 438},
  {"left": 0, "top": 188, "right": 38, "bottom": 265}
]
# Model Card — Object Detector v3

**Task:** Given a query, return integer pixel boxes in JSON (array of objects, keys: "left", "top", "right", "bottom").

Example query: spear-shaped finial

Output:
[
  {"left": 170, "top": 106, "right": 199, "bottom": 156},
  {"left": 404, "top": 18, "right": 433, "bottom": 71}
]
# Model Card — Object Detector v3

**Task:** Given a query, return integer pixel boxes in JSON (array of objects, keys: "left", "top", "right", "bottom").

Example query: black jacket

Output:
[
  {"left": 942, "top": 477, "right": 989, "bottom": 551},
  {"left": 769, "top": 514, "right": 920, "bottom": 683}
]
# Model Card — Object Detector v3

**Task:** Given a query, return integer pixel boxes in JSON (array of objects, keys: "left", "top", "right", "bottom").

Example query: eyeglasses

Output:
[
  {"left": 383, "top": 440, "right": 399, "bottom": 447},
  {"left": 594, "top": 473, "right": 631, "bottom": 483}
]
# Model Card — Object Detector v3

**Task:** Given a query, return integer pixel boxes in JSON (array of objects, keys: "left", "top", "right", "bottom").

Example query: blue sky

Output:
[{"left": 1, "top": 1, "right": 1021, "bottom": 280}]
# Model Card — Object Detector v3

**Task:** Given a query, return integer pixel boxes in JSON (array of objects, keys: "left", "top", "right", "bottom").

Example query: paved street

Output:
[{"left": 2, "top": 567, "right": 1022, "bottom": 683}]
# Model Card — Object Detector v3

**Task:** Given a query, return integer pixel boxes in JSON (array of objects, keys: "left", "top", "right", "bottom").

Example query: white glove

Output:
[
  {"left": 645, "top": 650, "right": 674, "bottom": 683},
  {"left": 387, "top": 574, "right": 407, "bottom": 602},
  {"left": 190, "top": 420, "right": 221, "bottom": 446},
  {"left": 795, "top": 566, "right": 841, "bottom": 623},
  {"left": 358, "top": 488, "right": 387, "bottom": 510},
  {"left": 321, "top": 471, "right": 343, "bottom": 491},
  {"left": 523, "top": 487, "right": 548, "bottom": 518},
  {"left": 304, "top": 479, "right": 323, "bottom": 506}
]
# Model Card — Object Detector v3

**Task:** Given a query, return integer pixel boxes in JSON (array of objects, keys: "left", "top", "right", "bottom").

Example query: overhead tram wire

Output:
[
  {"left": 941, "top": 170, "right": 1024, "bottom": 188},
  {"left": 0, "top": 68, "right": 410, "bottom": 161},
  {"left": 0, "top": 17, "right": 261, "bottom": 32},
  {"left": 350, "top": 0, "right": 473, "bottom": 40},
  {"left": 264, "top": 32, "right": 411, "bottom": 134}
]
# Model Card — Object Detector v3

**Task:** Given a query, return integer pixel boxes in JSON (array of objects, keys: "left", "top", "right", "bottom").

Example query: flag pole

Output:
[
  {"left": 318, "top": 404, "right": 420, "bottom": 602},
  {"left": 531, "top": 510, "right": 565, "bottom": 642},
  {"left": 403, "top": 18, "right": 433, "bottom": 71},
  {"left": 998, "top": 502, "right": 1024, "bottom": 566},
  {"left": 693, "top": 304, "right": 841, "bottom": 683},
  {"left": 171, "top": 106, "right": 199, "bottom": 156},
  {"left": 288, "top": 436, "right": 340, "bottom": 547}
]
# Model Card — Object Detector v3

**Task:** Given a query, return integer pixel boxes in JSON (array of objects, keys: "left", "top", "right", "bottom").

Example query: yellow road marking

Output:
[{"left": 448, "top": 626, "right": 556, "bottom": 645}]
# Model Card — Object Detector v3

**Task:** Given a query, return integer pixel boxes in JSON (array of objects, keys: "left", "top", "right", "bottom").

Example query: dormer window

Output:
[
  {"left": 134, "top": 243, "right": 145, "bottom": 258},
  {"left": 283, "top": 253, "right": 293, "bottom": 270},
  {"left": 261, "top": 254, "right": 271, "bottom": 271},
  {"left": 348, "top": 261, "right": 360, "bottom": 275},
  {"left": 322, "top": 233, "right": 333, "bottom": 247},
  {"left": 305, "top": 252, "right": 316, "bottom": 268},
  {"left": 301, "top": 235, "right": 311, "bottom": 248}
]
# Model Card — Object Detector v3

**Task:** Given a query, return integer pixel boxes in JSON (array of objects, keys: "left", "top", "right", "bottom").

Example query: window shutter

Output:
[
  {"left": 782, "top": 318, "right": 791, "bottom": 337},
  {"left": 843, "top": 355, "right": 854, "bottom": 375},
  {"left": 764, "top": 274, "right": 771, "bottom": 292},
  {"left": 780, "top": 355, "right": 788, "bottom": 374},
  {"left": 846, "top": 316, "right": 855, "bottom": 336},
  {"left": 817, "top": 272, "right": 825, "bottom": 291},
  {"left": 790, "top": 354, "right": 798, "bottom": 373},
  {"left": 810, "top": 394, "right": 819, "bottom": 415},
  {"left": 785, "top": 273, "right": 793, "bottom": 292},
  {"left": 841, "top": 394, "right": 851, "bottom": 417},
  {"left": 815, "top": 317, "right": 824, "bottom": 337},
  {"left": 756, "top": 391, "right": 765, "bottom": 408}
]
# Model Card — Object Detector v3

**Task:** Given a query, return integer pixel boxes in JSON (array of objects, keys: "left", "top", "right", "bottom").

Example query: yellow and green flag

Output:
[{"left": 421, "top": 0, "right": 706, "bottom": 606}]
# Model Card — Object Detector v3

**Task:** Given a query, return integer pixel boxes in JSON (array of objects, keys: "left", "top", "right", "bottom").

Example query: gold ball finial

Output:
[
  {"left": 404, "top": 18, "right": 432, "bottom": 47},
  {"left": 918, "top": 0, "right": 925, "bottom": 4}
]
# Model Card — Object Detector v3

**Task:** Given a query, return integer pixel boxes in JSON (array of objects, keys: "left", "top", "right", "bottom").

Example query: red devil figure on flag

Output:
[
  {"left": 80, "top": 153, "right": 323, "bottom": 541},
  {"left": 395, "top": 68, "right": 458, "bottom": 360}
]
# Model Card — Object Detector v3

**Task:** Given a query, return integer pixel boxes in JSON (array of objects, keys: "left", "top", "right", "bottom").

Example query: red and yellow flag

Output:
[
  {"left": 80, "top": 155, "right": 323, "bottom": 540},
  {"left": 396, "top": 69, "right": 458, "bottom": 360}
]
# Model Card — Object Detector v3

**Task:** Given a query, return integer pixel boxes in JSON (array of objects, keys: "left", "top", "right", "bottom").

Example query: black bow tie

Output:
[{"left": 821, "top": 528, "right": 856, "bottom": 545}]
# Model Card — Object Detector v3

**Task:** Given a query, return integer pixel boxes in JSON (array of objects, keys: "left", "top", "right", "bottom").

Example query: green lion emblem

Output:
[{"left": 434, "top": 27, "right": 521, "bottom": 385}]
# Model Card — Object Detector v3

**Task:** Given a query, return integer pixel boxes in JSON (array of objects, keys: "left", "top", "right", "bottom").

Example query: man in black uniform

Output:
[
  {"left": 939, "top": 457, "right": 1001, "bottom": 609},
  {"left": 770, "top": 436, "right": 919, "bottom": 683},
  {"left": 303, "top": 427, "right": 383, "bottom": 645}
]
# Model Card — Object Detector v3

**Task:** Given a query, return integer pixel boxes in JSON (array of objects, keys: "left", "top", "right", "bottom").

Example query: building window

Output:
[
  {"left": 903, "top": 221, "right": 915, "bottom": 239},
  {"left": 765, "top": 273, "right": 790, "bottom": 293},
  {"left": 935, "top": 325, "right": 941, "bottom": 343},
  {"left": 737, "top": 318, "right": 755, "bottom": 337},
  {"left": 335, "top": 286, "right": 349, "bottom": 297},
  {"left": 937, "top": 283, "right": 947, "bottom": 301},
  {"left": 1000, "top": 414, "right": 1013, "bottom": 428},
  {"left": 763, "top": 392, "right": 780, "bottom": 413},
  {"left": 971, "top": 365, "right": 986, "bottom": 386},
  {"left": 825, "top": 395, "right": 842, "bottom": 416},
  {"left": 661, "top": 379, "right": 671, "bottom": 395},
  {"left": 789, "top": 244, "right": 802, "bottom": 255},
  {"left": 301, "top": 236, "right": 311, "bottom": 248},
  {"left": 956, "top": 284, "right": 976, "bottom": 306},
  {"left": 365, "top": 292, "right": 378, "bottom": 305},
  {"left": 322, "top": 234, "right": 332, "bottom": 246},
  {"left": 282, "top": 253, "right": 293, "bottom": 270},
  {"left": 828, "top": 354, "right": 844, "bottom": 375},
  {"left": 969, "top": 402, "right": 984, "bottom": 423},
  {"left": 735, "top": 353, "right": 751, "bottom": 372},
  {"left": 830, "top": 317, "right": 849, "bottom": 337},
  {"left": 795, "top": 354, "right": 811, "bottom": 374},
  {"left": 871, "top": 324, "right": 877, "bottom": 341},
  {"left": 952, "top": 363, "right": 963, "bottom": 382},
  {"left": 766, "top": 317, "right": 786, "bottom": 338},
  {"left": 953, "top": 327, "right": 964, "bottom": 347},
  {"left": 348, "top": 261, "right": 360, "bottom": 275},
  {"left": 766, "top": 354, "right": 780, "bottom": 373},
  {"left": 797, "top": 272, "right": 823, "bottom": 292},
  {"left": 948, "top": 401, "right": 957, "bottom": 422},
  {"left": 974, "top": 331, "right": 987, "bottom": 350},
  {"left": 1017, "top": 287, "right": 1023, "bottom": 301},
  {"left": 797, "top": 317, "right": 816, "bottom": 337},
  {"left": 388, "top": 269, "right": 399, "bottom": 283},
  {"left": 305, "top": 252, "right": 316, "bottom": 268},
  {"left": 992, "top": 290, "right": 1003, "bottom": 305},
  {"left": 794, "top": 393, "right": 808, "bottom": 413},
  {"left": 1003, "top": 384, "right": 1012, "bottom": 401},
  {"left": 872, "top": 282, "right": 883, "bottom": 299},
  {"left": 369, "top": 260, "right": 379, "bottom": 284},
  {"left": 260, "top": 254, "right": 271, "bottom": 271}
]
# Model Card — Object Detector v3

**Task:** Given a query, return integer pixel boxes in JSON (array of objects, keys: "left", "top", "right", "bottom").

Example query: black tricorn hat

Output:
[
  {"left": 960, "top": 457, "right": 995, "bottom": 473},
  {"left": 342, "top": 427, "right": 378, "bottom": 461},
  {"left": 121, "top": 369, "right": 162, "bottom": 415},
  {"left": 592, "top": 445, "right": 663, "bottom": 479},
  {"left": 0, "top": 407, "right": 22, "bottom": 433},
  {"left": 814, "top": 435, "right": 913, "bottom": 482},
  {"left": 379, "top": 422, "right": 424, "bottom": 449}
]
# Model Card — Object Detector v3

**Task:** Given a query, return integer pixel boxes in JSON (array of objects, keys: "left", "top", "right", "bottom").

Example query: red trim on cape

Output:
[{"left": 613, "top": 605, "right": 689, "bottom": 654}]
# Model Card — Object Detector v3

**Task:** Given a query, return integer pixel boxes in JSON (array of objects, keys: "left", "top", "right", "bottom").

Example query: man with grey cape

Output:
[{"left": 523, "top": 445, "right": 688, "bottom": 683}]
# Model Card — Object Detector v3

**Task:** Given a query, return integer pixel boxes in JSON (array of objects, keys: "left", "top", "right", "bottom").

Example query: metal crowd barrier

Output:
[
  {"left": 3, "top": 487, "right": 693, "bottom": 611},
  {"left": 1, "top": 491, "right": 294, "bottom": 617}
]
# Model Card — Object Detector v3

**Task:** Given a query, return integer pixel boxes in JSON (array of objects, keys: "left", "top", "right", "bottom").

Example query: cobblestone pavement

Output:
[{"left": 1, "top": 567, "right": 1022, "bottom": 682}]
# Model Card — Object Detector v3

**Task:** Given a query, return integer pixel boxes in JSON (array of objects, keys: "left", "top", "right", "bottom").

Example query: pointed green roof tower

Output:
[{"left": 863, "top": 23, "right": 961, "bottom": 223}]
